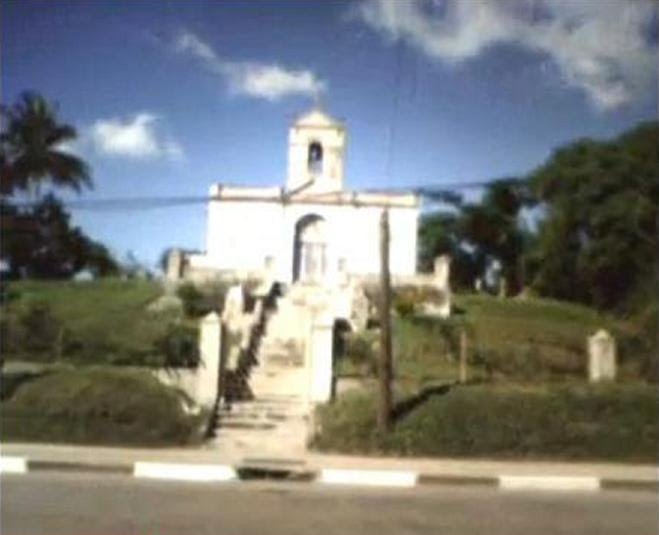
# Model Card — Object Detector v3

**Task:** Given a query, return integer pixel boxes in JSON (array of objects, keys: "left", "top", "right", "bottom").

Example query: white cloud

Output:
[
  {"left": 355, "top": 0, "right": 658, "bottom": 110},
  {"left": 91, "top": 113, "right": 184, "bottom": 160},
  {"left": 55, "top": 140, "right": 81, "bottom": 155},
  {"left": 175, "top": 31, "right": 326, "bottom": 101}
]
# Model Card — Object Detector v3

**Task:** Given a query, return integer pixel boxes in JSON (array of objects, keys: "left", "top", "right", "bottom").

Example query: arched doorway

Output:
[{"left": 293, "top": 214, "right": 328, "bottom": 284}]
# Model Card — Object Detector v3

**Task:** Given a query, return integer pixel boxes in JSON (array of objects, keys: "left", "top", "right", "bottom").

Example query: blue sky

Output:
[{"left": 3, "top": 0, "right": 657, "bottom": 268}]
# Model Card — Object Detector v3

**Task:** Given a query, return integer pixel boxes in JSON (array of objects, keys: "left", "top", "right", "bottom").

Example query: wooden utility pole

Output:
[{"left": 378, "top": 209, "right": 393, "bottom": 434}]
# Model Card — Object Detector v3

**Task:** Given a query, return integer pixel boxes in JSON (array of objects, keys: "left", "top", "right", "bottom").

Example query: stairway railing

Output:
[{"left": 205, "top": 282, "right": 281, "bottom": 438}]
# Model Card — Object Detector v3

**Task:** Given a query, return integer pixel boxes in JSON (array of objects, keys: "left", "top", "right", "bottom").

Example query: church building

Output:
[{"left": 181, "top": 108, "right": 420, "bottom": 286}]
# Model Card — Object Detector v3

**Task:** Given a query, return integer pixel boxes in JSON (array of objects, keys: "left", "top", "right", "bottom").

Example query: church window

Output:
[{"left": 308, "top": 142, "right": 323, "bottom": 174}]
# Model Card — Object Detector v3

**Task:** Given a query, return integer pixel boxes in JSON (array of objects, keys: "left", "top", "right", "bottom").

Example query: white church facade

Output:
[
  {"left": 162, "top": 110, "right": 451, "bottom": 454},
  {"left": 179, "top": 109, "right": 420, "bottom": 286}
]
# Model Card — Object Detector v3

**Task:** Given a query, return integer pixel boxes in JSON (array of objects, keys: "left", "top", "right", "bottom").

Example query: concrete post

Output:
[
  {"left": 433, "top": 255, "right": 451, "bottom": 318},
  {"left": 308, "top": 313, "right": 334, "bottom": 403},
  {"left": 166, "top": 248, "right": 184, "bottom": 281},
  {"left": 197, "top": 311, "right": 222, "bottom": 406},
  {"left": 588, "top": 329, "right": 617, "bottom": 382}
]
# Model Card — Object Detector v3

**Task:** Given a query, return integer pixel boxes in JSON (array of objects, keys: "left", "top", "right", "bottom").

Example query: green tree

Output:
[
  {"left": 458, "top": 179, "right": 531, "bottom": 295},
  {"left": 1, "top": 194, "right": 118, "bottom": 279},
  {"left": 419, "top": 180, "right": 531, "bottom": 294},
  {"left": 418, "top": 210, "right": 486, "bottom": 290},
  {"left": 0, "top": 91, "right": 91, "bottom": 196},
  {"left": 529, "top": 121, "right": 658, "bottom": 311}
]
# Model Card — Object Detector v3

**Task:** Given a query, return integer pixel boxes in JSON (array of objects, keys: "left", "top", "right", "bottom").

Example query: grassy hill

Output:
[
  {"left": 313, "top": 382, "right": 658, "bottom": 461},
  {"left": 1, "top": 278, "right": 172, "bottom": 366},
  {"left": 2, "top": 280, "right": 651, "bottom": 380},
  {"left": 325, "top": 293, "right": 656, "bottom": 461},
  {"left": 340, "top": 292, "right": 649, "bottom": 387}
]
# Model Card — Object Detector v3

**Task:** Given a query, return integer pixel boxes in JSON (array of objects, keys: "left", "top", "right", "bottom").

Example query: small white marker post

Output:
[{"left": 134, "top": 462, "right": 237, "bottom": 482}]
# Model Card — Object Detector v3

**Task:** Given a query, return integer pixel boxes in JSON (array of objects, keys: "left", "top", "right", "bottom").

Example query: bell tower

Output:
[{"left": 286, "top": 108, "right": 346, "bottom": 194}]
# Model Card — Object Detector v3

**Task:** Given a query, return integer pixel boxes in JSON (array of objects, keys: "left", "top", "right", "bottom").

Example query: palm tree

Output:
[{"left": 0, "top": 91, "right": 91, "bottom": 197}]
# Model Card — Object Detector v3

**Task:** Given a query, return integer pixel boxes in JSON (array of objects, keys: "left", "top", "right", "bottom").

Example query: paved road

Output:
[{"left": 2, "top": 472, "right": 657, "bottom": 535}]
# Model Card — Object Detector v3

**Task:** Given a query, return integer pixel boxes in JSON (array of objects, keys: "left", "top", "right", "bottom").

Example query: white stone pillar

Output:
[
  {"left": 166, "top": 248, "right": 184, "bottom": 281},
  {"left": 308, "top": 313, "right": 334, "bottom": 403},
  {"left": 197, "top": 311, "right": 222, "bottom": 406},
  {"left": 433, "top": 255, "right": 451, "bottom": 318},
  {"left": 588, "top": 329, "right": 616, "bottom": 382}
]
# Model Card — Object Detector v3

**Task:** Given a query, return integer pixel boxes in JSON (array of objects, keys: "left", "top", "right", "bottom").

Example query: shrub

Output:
[
  {"left": 343, "top": 331, "right": 378, "bottom": 376},
  {"left": 617, "top": 302, "right": 658, "bottom": 383},
  {"left": 393, "top": 285, "right": 445, "bottom": 318},
  {"left": 176, "top": 281, "right": 228, "bottom": 318},
  {"left": 313, "top": 383, "right": 658, "bottom": 461},
  {"left": 313, "top": 391, "right": 381, "bottom": 452},
  {"left": 0, "top": 367, "right": 205, "bottom": 446},
  {"left": 176, "top": 282, "right": 206, "bottom": 318},
  {"left": 154, "top": 323, "right": 200, "bottom": 368},
  {"left": 1, "top": 300, "right": 63, "bottom": 360}
]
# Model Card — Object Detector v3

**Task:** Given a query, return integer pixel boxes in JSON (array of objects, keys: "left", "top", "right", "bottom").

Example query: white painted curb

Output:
[
  {"left": 0, "top": 456, "right": 28, "bottom": 474},
  {"left": 319, "top": 468, "right": 418, "bottom": 488},
  {"left": 499, "top": 475, "right": 600, "bottom": 492},
  {"left": 133, "top": 462, "right": 237, "bottom": 482}
]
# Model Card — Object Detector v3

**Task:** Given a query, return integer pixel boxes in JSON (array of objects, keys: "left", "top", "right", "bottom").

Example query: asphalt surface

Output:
[{"left": 1, "top": 472, "right": 657, "bottom": 535}]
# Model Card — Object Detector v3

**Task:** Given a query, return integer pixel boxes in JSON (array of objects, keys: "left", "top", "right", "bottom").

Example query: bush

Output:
[
  {"left": 0, "top": 367, "right": 205, "bottom": 446},
  {"left": 393, "top": 285, "right": 446, "bottom": 318},
  {"left": 154, "top": 323, "right": 200, "bottom": 368},
  {"left": 176, "top": 281, "right": 228, "bottom": 318},
  {"left": 343, "top": 331, "right": 378, "bottom": 376},
  {"left": 176, "top": 282, "right": 206, "bottom": 318},
  {"left": 617, "top": 302, "right": 658, "bottom": 383},
  {"left": 1, "top": 300, "right": 63, "bottom": 360},
  {"left": 393, "top": 293, "right": 416, "bottom": 318},
  {"left": 314, "top": 384, "right": 659, "bottom": 461}
]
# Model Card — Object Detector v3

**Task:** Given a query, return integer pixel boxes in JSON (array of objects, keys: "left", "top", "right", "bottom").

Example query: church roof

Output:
[{"left": 294, "top": 108, "right": 344, "bottom": 129}]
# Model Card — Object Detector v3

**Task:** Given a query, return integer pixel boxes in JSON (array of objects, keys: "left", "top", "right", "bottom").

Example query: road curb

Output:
[
  {"left": 498, "top": 475, "right": 600, "bottom": 492},
  {"left": 2, "top": 455, "right": 657, "bottom": 492},
  {"left": 319, "top": 468, "right": 418, "bottom": 488},
  {"left": 27, "top": 460, "right": 132, "bottom": 475},
  {"left": 0, "top": 456, "right": 27, "bottom": 474},
  {"left": 134, "top": 462, "right": 237, "bottom": 482},
  {"left": 417, "top": 474, "right": 498, "bottom": 487},
  {"left": 601, "top": 479, "right": 659, "bottom": 492}
]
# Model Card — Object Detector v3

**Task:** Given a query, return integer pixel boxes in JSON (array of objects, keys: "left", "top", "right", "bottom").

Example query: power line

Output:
[{"left": 2, "top": 180, "right": 503, "bottom": 212}]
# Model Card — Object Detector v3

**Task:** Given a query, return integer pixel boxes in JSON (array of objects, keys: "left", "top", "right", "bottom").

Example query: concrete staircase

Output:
[{"left": 211, "top": 286, "right": 312, "bottom": 459}]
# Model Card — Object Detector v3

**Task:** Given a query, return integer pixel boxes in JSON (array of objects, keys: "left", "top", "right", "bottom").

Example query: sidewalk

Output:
[{"left": 2, "top": 442, "right": 657, "bottom": 490}]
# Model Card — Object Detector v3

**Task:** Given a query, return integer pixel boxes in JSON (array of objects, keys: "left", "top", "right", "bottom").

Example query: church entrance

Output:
[{"left": 293, "top": 214, "right": 328, "bottom": 284}]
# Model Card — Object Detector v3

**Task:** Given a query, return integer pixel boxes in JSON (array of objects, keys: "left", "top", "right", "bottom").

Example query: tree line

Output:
[
  {"left": 2, "top": 91, "right": 656, "bottom": 316},
  {"left": 1, "top": 92, "right": 119, "bottom": 279},
  {"left": 419, "top": 121, "right": 658, "bottom": 314}
]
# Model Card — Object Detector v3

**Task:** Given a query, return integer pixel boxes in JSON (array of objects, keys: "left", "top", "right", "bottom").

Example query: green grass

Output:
[
  {"left": 338, "top": 292, "right": 648, "bottom": 386},
  {"left": 313, "top": 383, "right": 658, "bottom": 462},
  {"left": 454, "top": 293, "right": 612, "bottom": 360},
  {"left": 1, "top": 278, "right": 180, "bottom": 366},
  {"left": 0, "top": 367, "right": 205, "bottom": 446}
]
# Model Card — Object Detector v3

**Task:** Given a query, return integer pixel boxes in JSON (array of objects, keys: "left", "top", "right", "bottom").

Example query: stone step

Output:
[
  {"left": 248, "top": 372, "right": 308, "bottom": 397},
  {"left": 222, "top": 407, "right": 307, "bottom": 420},
  {"left": 220, "top": 421, "right": 277, "bottom": 431},
  {"left": 220, "top": 410, "right": 293, "bottom": 422},
  {"left": 261, "top": 352, "right": 304, "bottom": 367}
]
